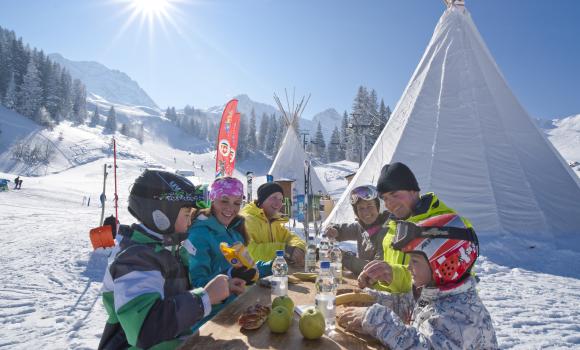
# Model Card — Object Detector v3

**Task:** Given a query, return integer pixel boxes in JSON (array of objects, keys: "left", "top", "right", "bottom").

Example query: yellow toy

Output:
[{"left": 220, "top": 242, "right": 259, "bottom": 282}]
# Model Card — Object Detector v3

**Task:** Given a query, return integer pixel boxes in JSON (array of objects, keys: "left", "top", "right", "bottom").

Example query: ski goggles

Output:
[
  {"left": 391, "top": 220, "right": 478, "bottom": 251},
  {"left": 209, "top": 177, "right": 244, "bottom": 201},
  {"left": 350, "top": 185, "right": 378, "bottom": 205}
]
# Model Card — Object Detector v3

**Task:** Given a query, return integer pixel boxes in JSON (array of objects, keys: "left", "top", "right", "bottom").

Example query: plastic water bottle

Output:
[
  {"left": 318, "top": 235, "right": 330, "bottom": 263},
  {"left": 271, "top": 250, "right": 288, "bottom": 297},
  {"left": 315, "top": 261, "right": 336, "bottom": 332},
  {"left": 328, "top": 238, "right": 343, "bottom": 286},
  {"left": 305, "top": 235, "right": 317, "bottom": 273}
]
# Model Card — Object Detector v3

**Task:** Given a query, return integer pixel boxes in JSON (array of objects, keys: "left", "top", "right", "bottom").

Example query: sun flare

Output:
[{"left": 131, "top": 0, "right": 170, "bottom": 18}]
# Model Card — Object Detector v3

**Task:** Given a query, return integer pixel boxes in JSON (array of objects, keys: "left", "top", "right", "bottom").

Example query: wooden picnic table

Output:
[{"left": 179, "top": 269, "right": 387, "bottom": 350}]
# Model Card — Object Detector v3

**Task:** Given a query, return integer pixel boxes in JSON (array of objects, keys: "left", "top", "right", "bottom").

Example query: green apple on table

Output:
[
  {"left": 299, "top": 307, "right": 326, "bottom": 340},
  {"left": 271, "top": 295, "right": 295, "bottom": 319},
  {"left": 267, "top": 306, "right": 292, "bottom": 333}
]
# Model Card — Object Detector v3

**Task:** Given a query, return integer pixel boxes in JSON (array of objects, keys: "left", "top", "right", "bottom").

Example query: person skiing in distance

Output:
[
  {"left": 240, "top": 182, "right": 306, "bottom": 265},
  {"left": 324, "top": 185, "right": 389, "bottom": 276},
  {"left": 14, "top": 176, "right": 19, "bottom": 189},
  {"left": 98, "top": 170, "right": 243, "bottom": 350}
]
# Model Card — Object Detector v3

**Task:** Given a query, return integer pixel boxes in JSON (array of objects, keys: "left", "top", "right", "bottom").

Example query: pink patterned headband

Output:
[{"left": 209, "top": 177, "right": 244, "bottom": 201}]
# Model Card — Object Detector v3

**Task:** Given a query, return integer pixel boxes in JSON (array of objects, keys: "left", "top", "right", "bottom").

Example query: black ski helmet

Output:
[{"left": 128, "top": 169, "right": 200, "bottom": 235}]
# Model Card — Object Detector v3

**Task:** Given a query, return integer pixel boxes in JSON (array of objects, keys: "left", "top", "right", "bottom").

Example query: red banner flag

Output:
[{"left": 215, "top": 99, "right": 241, "bottom": 177}]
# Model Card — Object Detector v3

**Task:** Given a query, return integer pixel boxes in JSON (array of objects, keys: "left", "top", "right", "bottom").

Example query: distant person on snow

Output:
[
  {"left": 338, "top": 214, "right": 498, "bottom": 349},
  {"left": 324, "top": 184, "right": 390, "bottom": 276},
  {"left": 14, "top": 176, "right": 20, "bottom": 189},
  {"left": 240, "top": 182, "right": 306, "bottom": 265},
  {"left": 17, "top": 178, "right": 22, "bottom": 189},
  {"left": 98, "top": 170, "right": 243, "bottom": 350}
]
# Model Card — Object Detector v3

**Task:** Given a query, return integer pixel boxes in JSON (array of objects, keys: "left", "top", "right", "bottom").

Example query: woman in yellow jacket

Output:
[{"left": 240, "top": 182, "right": 306, "bottom": 265}]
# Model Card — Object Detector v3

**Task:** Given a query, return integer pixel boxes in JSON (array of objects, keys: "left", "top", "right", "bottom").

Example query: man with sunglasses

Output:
[
  {"left": 358, "top": 162, "right": 474, "bottom": 295},
  {"left": 325, "top": 185, "right": 389, "bottom": 276}
]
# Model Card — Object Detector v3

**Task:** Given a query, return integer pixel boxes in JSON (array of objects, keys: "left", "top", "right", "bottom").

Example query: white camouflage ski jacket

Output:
[{"left": 362, "top": 277, "right": 498, "bottom": 349}]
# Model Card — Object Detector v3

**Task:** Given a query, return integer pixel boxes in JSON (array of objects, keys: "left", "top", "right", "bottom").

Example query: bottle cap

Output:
[
  {"left": 276, "top": 250, "right": 284, "bottom": 257},
  {"left": 320, "top": 261, "right": 330, "bottom": 269}
]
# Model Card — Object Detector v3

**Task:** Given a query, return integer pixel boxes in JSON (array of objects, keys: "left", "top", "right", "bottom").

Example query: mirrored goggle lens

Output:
[
  {"left": 392, "top": 221, "right": 424, "bottom": 250},
  {"left": 350, "top": 186, "right": 378, "bottom": 204}
]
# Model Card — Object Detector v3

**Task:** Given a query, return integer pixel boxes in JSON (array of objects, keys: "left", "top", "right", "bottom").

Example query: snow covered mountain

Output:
[
  {"left": 544, "top": 114, "right": 580, "bottom": 176},
  {"left": 48, "top": 53, "right": 159, "bottom": 109},
  {"left": 207, "top": 94, "right": 280, "bottom": 120},
  {"left": 205, "top": 94, "right": 341, "bottom": 139},
  {"left": 309, "top": 108, "right": 342, "bottom": 139}
]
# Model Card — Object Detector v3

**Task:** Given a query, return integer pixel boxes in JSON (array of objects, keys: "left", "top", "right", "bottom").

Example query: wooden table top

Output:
[{"left": 179, "top": 270, "right": 387, "bottom": 350}]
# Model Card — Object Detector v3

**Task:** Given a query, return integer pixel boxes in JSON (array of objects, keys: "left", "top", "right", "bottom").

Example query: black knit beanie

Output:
[
  {"left": 256, "top": 182, "right": 284, "bottom": 207},
  {"left": 376, "top": 162, "right": 420, "bottom": 194}
]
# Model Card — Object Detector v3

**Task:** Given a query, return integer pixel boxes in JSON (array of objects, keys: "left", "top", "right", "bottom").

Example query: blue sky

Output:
[{"left": 1, "top": 0, "right": 579, "bottom": 119}]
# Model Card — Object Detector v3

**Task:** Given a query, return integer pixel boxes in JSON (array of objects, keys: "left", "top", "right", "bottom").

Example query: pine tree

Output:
[
  {"left": 328, "top": 126, "right": 342, "bottom": 162},
  {"left": 0, "top": 32, "right": 11, "bottom": 99},
  {"left": 18, "top": 59, "right": 43, "bottom": 118},
  {"left": 3, "top": 73, "right": 16, "bottom": 109},
  {"left": 376, "top": 99, "right": 390, "bottom": 136},
  {"left": 34, "top": 106, "right": 52, "bottom": 128},
  {"left": 45, "top": 62, "right": 61, "bottom": 119},
  {"left": 258, "top": 112, "right": 269, "bottom": 151},
  {"left": 164, "top": 107, "right": 178, "bottom": 121},
  {"left": 314, "top": 121, "right": 326, "bottom": 162},
  {"left": 58, "top": 69, "right": 72, "bottom": 122},
  {"left": 247, "top": 108, "right": 258, "bottom": 152},
  {"left": 183, "top": 105, "right": 194, "bottom": 116},
  {"left": 89, "top": 105, "right": 100, "bottom": 126},
  {"left": 105, "top": 106, "right": 117, "bottom": 133},
  {"left": 71, "top": 79, "right": 87, "bottom": 124},
  {"left": 265, "top": 114, "right": 278, "bottom": 155},
  {"left": 236, "top": 114, "right": 249, "bottom": 160},
  {"left": 340, "top": 110, "right": 348, "bottom": 160}
]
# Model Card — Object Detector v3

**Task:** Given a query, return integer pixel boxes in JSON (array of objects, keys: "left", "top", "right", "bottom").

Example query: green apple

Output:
[
  {"left": 271, "top": 295, "right": 295, "bottom": 319},
  {"left": 299, "top": 307, "right": 325, "bottom": 340},
  {"left": 267, "top": 306, "right": 292, "bottom": 333}
]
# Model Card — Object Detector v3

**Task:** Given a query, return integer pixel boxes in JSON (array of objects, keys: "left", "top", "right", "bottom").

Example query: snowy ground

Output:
[
  {"left": 1, "top": 156, "right": 580, "bottom": 349},
  {"left": 1, "top": 105, "right": 580, "bottom": 348}
]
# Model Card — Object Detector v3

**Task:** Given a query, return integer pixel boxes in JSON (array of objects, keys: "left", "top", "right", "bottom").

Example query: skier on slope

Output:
[{"left": 98, "top": 170, "right": 245, "bottom": 350}]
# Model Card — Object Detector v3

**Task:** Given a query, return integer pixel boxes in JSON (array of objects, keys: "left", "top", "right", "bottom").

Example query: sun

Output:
[
  {"left": 111, "top": 0, "right": 184, "bottom": 45},
  {"left": 131, "top": 0, "right": 171, "bottom": 19}
]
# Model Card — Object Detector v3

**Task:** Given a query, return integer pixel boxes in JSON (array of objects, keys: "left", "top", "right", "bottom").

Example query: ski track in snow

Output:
[
  {"left": 1, "top": 159, "right": 580, "bottom": 349},
  {"left": 0, "top": 185, "right": 111, "bottom": 349}
]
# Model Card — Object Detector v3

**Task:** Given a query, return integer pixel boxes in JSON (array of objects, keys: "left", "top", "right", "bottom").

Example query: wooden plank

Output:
[{"left": 179, "top": 271, "right": 388, "bottom": 350}]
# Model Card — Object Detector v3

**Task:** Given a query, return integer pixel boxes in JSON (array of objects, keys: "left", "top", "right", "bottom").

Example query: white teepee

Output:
[
  {"left": 268, "top": 91, "right": 326, "bottom": 195},
  {"left": 325, "top": 4, "right": 580, "bottom": 249}
]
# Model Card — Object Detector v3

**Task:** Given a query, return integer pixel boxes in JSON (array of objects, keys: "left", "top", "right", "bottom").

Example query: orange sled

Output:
[{"left": 90, "top": 225, "right": 115, "bottom": 249}]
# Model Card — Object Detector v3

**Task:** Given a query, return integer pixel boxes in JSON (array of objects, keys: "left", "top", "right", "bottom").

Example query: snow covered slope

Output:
[
  {"left": 48, "top": 53, "right": 158, "bottom": 109},
  {"left": 1, "top": 155, "right": 579, "bottom": 349},
  {"left": 545, "top": 114, "right": 580, "bottom": 177}
]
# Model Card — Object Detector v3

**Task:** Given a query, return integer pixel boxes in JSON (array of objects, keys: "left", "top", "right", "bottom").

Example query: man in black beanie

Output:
[
  {"left": 240, "top": 182, "right": 306, "bottom": 265},
  {"left": 375, "top": 162, "right": 420, "bottom": 219},
  {"left": 358, "top": 162, "right": 474, "bottom": 295}
]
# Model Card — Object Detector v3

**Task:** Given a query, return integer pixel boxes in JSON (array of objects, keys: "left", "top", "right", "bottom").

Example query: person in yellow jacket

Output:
[
  {"left": 241, "top": 182, "right": 306, "bottom": 265},
  {"left": 358, "top": 162, "right": 473, "bottom": 295}
]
